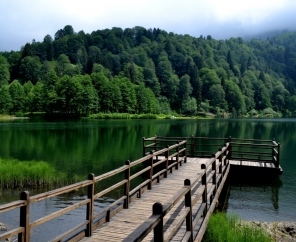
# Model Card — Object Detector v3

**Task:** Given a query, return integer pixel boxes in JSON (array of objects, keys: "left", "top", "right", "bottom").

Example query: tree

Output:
[
  {"left": 0, "top": 85, "right": 12, "bottom": 114},
  {"left": 0, "top": 55, "right": 10, "bottom": 87},
  {"left": 43, "top": 70, "right": 58, "bottom": 113},
  {"left": 209, "top": 84, "right": 227, "bottom": 110},
  {"left": 199, "top": 68, "right": 221, "bottom": 99},
  {"left": 8, "top": 52, "right": 21, "bottom": 81},
  {"left": 9, "top": 80, "right": 25, "bottom": 114},
  {"left": 56, "top": 75, "right": 84, "bottom": 114},
  {"left": 21, "top": 43, "right": 33, "bottom": 58},
  {"left": 181, "top": 97, "right": 197, "bottom": 115},
  {"left": 143, "top": 59, "right": 160, "bottom": 96},
  {"left": 114, "top": 77, "right": 137, "bottom": 113},
  {"left": 23, "top": 81, "right": 34, "bottom": 112},
  {"left": 224, "top": 80, "right": 246, "bottom": 115},
  {"left": 135, "top": 84, "right": 158, "bottom": 113},
  {"left": 72, "top": 75, "right": 98, "bottom": 115},
  {"left": 31, "top": 82, "right": 44, "bottom": 112},
  {"left": 20, "top": 56, "right": 42, "bottom": 84}
]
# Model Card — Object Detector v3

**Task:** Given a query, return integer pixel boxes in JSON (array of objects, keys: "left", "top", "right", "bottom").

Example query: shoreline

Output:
[{"left": 242, "top": 221, "right": 296, "bottom": 242}]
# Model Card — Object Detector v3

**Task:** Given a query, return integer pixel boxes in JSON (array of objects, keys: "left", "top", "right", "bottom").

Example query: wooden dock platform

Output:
[
  {"left": 80, "top": 157, "right": 225, "bottom": 241},
  {"left": 0, "top": 136, "right": 282, "bottom": 242}
]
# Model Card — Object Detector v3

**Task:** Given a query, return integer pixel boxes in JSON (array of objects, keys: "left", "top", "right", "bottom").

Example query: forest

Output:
[{"left": 1, "top": 25, "right": 296, "bottom": 117}]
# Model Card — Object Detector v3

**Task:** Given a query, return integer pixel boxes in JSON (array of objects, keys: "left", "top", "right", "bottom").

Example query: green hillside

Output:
[{"left": 1, "top": 25, "right": 296, "bottom": 117}]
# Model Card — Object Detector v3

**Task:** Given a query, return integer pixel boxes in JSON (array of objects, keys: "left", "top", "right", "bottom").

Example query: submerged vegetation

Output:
[
  {"left": 0, "top": 158, "right": 80, "bottom": 188},
  {"left": 203, "top": 212, "right": 274, "bottom": 242}
]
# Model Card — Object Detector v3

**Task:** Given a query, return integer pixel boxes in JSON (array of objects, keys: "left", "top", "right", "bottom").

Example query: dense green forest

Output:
[{"left": 1, "top": 25, "right": 296, "bottom": 117}]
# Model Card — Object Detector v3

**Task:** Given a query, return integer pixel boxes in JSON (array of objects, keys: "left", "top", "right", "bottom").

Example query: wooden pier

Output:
[{"left": 0, "top": 136, "right": 282, "bottom": 242}]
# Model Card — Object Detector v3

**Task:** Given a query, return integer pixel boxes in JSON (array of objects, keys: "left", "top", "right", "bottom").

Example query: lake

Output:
[{"left": 0, "top": 118, "right": 295, "bottom": 241}]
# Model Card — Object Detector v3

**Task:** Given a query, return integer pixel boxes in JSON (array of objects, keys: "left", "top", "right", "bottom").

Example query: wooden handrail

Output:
[
  {"left": 124, "top": 143, "right": 230, "bottom": 241},
  {"left": 1, "top": 139, "right": 187, "bottom": 242},
  {"left": 2, "top": 136, "right": 280, "bottom": 241},
  {"left": 145, "top": 136, "right": 280, "bottom": 168}
]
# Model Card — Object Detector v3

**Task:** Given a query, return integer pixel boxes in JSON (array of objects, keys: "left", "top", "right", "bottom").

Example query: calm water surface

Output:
[{"left": 0, "top": 118, "right": 295, "bottom": 241}]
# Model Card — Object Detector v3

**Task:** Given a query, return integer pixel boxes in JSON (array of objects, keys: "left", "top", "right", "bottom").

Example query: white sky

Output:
[{"left": 0, "top": 0, "right": 296, "bottom": 51}]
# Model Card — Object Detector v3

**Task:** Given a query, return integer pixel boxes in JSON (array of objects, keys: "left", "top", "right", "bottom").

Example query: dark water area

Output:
[{"left": 0, "top": 118, "right": 295, "bottom": 241}]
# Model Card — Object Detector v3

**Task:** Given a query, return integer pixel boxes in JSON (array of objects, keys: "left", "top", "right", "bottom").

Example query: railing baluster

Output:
[
  {"left": 86, "top": 173, "right": 95, "bottom": 237},
  {"left": 165, "top": 145, "right": 169, "bottom": 178},
  {"left": 124, "top": 160, "right": 131, "bottom": 209},
  {"left": 212, "top": 154, "right": 217, "bottom": 195},
  {"left": 184, "top": 179, "right": 193, "bottom": 242},
  {"left": 228, "top": 136, "right": 232, "bottom": 159},
  {"left": 143, "top": 137, "right": 146, "bottom": 157},
  {"left": 191, "top": 135, "right": 195, "bottom": 157},
  {"left": 19, "top": 191, "right": 30, "bottom": 242},
  {"left": 176, "top": 144, "right": 179, "bottom": 170},
  {"left": 148, "top": 151, "right": 153, "bottom": 190},
  {"left": 153, "top": 202, "right": 164, "bottom": 242},
  {"left": 219, "top": 148, "right": 223, "bottom": 183},
  {"left": 183, "top": 139, "right": 187, "bottom": 163},
  {"left": 277, "top": 143, "right": 280, "bottom": 168},
  {"left": 201, "top": 164, "right": 207, "bottom": 215}
]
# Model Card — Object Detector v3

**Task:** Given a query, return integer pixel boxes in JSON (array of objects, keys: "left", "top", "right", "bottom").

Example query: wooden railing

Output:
[
  {"left": 0, "top": 141, "right": 187, "bottom": 242},
  {"left": 124, "top": 142, "right": 230, "bottom": 241},
  {"left": 143, "top": 136, "right": 281, "bottom": 168}
]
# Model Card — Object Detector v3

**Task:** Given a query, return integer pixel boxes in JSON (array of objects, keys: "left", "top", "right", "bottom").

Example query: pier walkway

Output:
[
  {"left": 0, "top": 136, "right": 282, "bottom": 242},
  {"left": 80, "top": 156, "right": 229, "bottom": 241}
]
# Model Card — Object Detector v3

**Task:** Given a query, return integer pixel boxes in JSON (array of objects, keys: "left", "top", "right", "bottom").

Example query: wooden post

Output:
[
  {"left": 19, "top": 191, "right": 30, "bottom": 242},
  {"left": 154, "top": 135, "right": 157, "bottom": 153},
  {"left": 212, "top": 154, "right": 217, "bottom": 195},
  {"left": 201, "top": 164, "right": 207, "bottom": 215},
  {"left": 148, "top": 151, "right": 154, "bottom": 190},
  {"left": 86, "top": 173, "right": 95, "bottom": 237},
  {"left": 143, "top": 137, "right": 146, "bottom": 157},
  {"left": 124, "top": 160, "right": 131, "bottom": 209},
  {"left": 184, "top": 179, "right": 193, "bottom": 242},
  {"left": 224, "top": 143, "right": 228, "bottom": 166},
  {"left": 153, "top": 202, "right": 164, "bottom": 242},
  {"left": 219, "top": 148, "right": 223, "bottom": 181},
  {"left": 183, "top": 139, "right": 187, "bottom": 163},
  {"left": 228, "top": 136, "right": 232, "bottom": 160},
  {"left": 277, "top": 143, "right": 280, "bottom": 168},
  {"left": 165, "top": 145, "right": 169, "bottom": 178},
  {"left": 191, "top": 135, "right": 195, "bottom": 157},
  {"left": 176, "top": 143, "right": 179, "bottom": 170}
]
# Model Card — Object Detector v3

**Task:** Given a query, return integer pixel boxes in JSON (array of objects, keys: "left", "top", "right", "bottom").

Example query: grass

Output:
[
  {"left": 0, "top": 114, "right": 14, "bottom": 120},
  {"left": 203, "top": 212, "right": 274, "bottom": 242},
  {"left": 88, "top": 113, "right": 158, "bottom": 119},
  {"left": 0, "top": 158, "right": 79, "bottom": 188}
]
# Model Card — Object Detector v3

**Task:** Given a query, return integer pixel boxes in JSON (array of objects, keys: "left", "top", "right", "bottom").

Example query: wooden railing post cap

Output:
[
  {"left": 201, "top": 163, "right": 206, "bottom": 169},
  {"left": 153, "top": 202, "right": 163, "bottom": 214},
  {"left": 184, "top": 179, "right": 191, "bottom": 186},
  {"left": 20, "top": 191, "right": 30, "bottom": 199},
  {"left": 212, "top": 153, "right": 216, "bottom": 158},
  {"left": 88, "top": 173, "right": 95, "bottom": 180},
  {"left": 150, "top": 150, "right": 154, "bottom": 154},
  {"left": 125, "top": 160, "right": 130, "bottom": 165}
]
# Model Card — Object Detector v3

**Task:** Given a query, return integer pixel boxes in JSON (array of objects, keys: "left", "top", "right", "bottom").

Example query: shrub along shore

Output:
[{"left": 204, "top": 212, "right": 274, "bottom": 242}]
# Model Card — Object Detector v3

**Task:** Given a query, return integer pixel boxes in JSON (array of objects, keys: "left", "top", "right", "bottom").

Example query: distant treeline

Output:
[{"left": 1, "top": 25, "right": 296, "bottom": 117}]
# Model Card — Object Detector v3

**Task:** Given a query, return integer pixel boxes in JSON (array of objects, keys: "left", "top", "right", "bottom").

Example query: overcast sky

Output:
[{"left": 1, "top": 0, "right": 296, "bottom": 52}]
